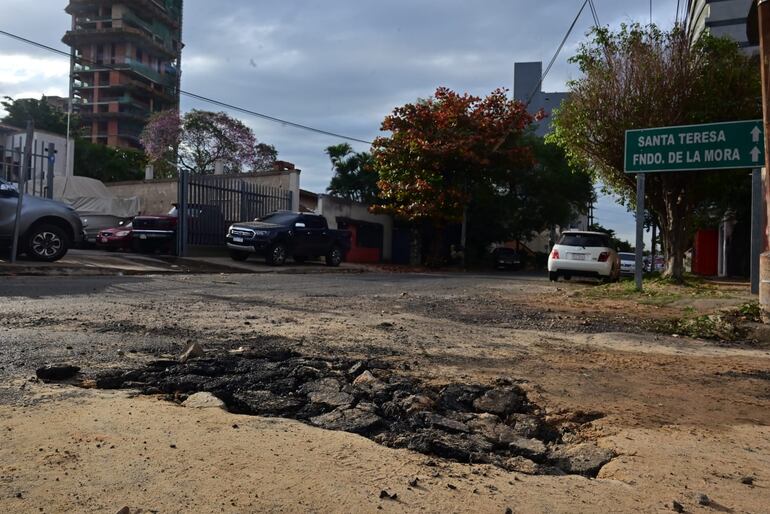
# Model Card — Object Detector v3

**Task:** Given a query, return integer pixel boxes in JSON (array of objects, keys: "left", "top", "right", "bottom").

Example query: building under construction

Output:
[{"left": 63, "top": 0, "right": 183, "bottom": 149}]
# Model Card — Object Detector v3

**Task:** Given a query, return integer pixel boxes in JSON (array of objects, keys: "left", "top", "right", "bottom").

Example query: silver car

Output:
[{"left": 0, "top": 178, "right": 84, "bottom": 261}]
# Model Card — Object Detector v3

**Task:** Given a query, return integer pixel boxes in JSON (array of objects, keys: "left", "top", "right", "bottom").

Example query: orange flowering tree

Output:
[{"left": 372, "top": 87, "right": 537, "bottom": 264}]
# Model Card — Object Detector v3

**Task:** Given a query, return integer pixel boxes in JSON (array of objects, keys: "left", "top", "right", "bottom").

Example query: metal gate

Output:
[
  {"left": 186, "top": 175, "right": 293, "bottom": 246},
  {"left": 0, "top": 141, "right": 56, "bottom": 199}
]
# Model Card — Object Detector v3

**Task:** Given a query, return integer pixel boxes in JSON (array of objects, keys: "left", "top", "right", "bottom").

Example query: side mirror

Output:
[{"left": 294, "top": 222, "right": 306, "bottom": 229}]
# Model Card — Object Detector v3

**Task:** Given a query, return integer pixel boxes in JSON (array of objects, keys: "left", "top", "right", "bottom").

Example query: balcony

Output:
[
  {"left": 65, "top": 0, "right": 181, "bottom": 29},
  {"left": 73, "top": 59, "right": 177, "bottom": 89},
  {"left": 63, "top": 23, "right": 177, "bottom": 60}
]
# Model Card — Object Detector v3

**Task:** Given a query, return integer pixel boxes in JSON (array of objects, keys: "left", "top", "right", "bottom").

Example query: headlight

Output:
[
  {"left": 81, "top": 218, "right": 89, "bottom": 228},
  {"left": 228, "top": 225, "right": 235, "bottom": 234},
  {"left": 116, "top": 230, "right": 131, "bottom": 237},
  {"left": 254, "top": 230, "right": 269, "bottom": 236}
]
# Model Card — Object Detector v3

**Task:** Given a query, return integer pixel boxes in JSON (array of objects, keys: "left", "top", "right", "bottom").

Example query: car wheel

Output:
[
  {"left": 230, "top": 250, "right": 249, "bottom": 262},
  {"left": 267, "top": 243, "right": 287, "bottom": 266},
  {"left": 326, "top": 246, "right": 343, "bottom": 267},
  {"left": 26, "top": 224, "right": 69, "bottom": 262},
  {"left": 549, "top": 271, "right": 558, "bottom": 282}
]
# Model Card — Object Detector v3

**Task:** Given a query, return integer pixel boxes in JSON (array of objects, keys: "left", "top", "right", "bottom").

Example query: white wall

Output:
[{"left": 317, "top": 194, "right": 393, "bottom": 260}]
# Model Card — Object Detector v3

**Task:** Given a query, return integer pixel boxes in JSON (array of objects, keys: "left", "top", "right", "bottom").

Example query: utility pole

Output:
[{"left": 757, "top": 0, "right": 770, "bottom": 320}]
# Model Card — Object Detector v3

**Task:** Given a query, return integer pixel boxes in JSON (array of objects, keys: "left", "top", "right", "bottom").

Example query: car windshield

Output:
[
  {"left": 257, "top": 212, "right": 298, "bottom": 225},
  {"left": 619, "top": 253, "right": 635, "bottom": 261},
  {"left": 558, "top": 233, "right": 610, "bottom": 248}
]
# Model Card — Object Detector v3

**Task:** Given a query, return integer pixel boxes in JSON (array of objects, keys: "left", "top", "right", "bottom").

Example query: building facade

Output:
[
  {"left": 62, "top": 0, "right": 184, "bottom": 149},
  {"left": 687, "top": 0, "right": 756, "bottom": 52},
  {"left": 513, "top": 61, "right": 569, "bottom": 137}
]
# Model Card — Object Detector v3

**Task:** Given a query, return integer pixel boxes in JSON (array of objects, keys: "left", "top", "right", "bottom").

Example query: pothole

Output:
[{"left": 81, "top": 348, "right": 614, "bottom": 477}]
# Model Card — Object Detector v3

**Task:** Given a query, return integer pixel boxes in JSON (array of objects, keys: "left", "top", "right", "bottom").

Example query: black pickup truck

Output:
[{"left": 226, "top": 211, "right": 351, "bottom": 266}]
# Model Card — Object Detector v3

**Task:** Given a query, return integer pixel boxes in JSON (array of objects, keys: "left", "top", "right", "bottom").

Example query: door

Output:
[
  {"left": 0, "top": 179, "right": 20, "bottom": 244},
  {"left": 302, "top": 215, "right": 328, "bottom": 256}
]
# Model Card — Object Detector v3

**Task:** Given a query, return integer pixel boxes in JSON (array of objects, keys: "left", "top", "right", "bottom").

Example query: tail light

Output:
[
  {"left": 598, "top": 252, "right": 610, "bottom": 262},
  {"left": 551, "top": 249, "right": 560, "bottom": 260}
]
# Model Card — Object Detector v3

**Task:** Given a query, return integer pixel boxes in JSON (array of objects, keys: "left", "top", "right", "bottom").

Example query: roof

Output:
[{"left": 561, "top": 230, "right": 609, "bottom": 236}]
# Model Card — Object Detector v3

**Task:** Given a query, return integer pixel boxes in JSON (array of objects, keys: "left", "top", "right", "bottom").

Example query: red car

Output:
[{"left": 96, "top": 222, "right": 133, "bottom": 252}]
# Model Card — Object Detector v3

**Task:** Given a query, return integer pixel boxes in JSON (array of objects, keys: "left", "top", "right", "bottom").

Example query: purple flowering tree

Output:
[{"left": 140, "top": 110, "right": 277, "bottom": 175}]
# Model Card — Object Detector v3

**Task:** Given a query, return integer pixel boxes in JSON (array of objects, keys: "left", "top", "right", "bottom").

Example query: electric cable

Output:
[{"left": 0, "top": 29, "right": 374, "bottom": 145}]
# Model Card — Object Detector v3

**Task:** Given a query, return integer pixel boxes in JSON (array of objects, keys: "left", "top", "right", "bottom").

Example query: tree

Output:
[
  {"left": 140, "top": 110, "right": 276, "bottom": 175},
  {"left": 549, "top": 25, "right": 760, "bottom": 281},
  {"left": 372, "top": 87, "right": 536, "bottom": 265},
  {"left": 325, "top": 143, "right": 379, "bottom": 204},
  {"left": 74, "top": 139, "right": 146, "bottom": 182},
  {"left": 1, "top": 96, "right": 71, "bottom": 134},
  {"left": 254, "top": 143, "right": 278, "bottom": 171},
  {"left": 590, "top": 223, "right": 633, "bottom": 252},
  {"left": 465, "top": 135, "right": 594, "bottom": 264}
]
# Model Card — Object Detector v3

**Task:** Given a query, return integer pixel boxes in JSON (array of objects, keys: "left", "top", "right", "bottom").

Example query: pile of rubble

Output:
[{"left": 86, "top": 346, "right": 614, "bottom": 477}]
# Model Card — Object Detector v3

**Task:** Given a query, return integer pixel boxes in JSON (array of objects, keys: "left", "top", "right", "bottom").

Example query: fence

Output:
[
  {"left": 186, "top": 175, "right": 293, "bottom": 246},
  {"left": 0, "top": 142, "right": 56, "bottom": 199}
]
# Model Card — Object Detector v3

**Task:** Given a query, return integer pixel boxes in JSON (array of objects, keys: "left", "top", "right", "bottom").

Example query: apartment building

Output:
[{"left": 62, "top": 0, "right": 184, "bottom": 149}]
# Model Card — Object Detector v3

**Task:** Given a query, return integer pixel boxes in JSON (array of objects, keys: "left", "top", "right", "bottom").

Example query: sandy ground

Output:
[{"left": 1, "top": 272, "right": 770, "bottom": 513}]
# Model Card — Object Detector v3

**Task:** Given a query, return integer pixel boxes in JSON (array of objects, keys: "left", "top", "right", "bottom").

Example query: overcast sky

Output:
[{"left": 0, "top": 0, "right": 681, "bottom": 244}]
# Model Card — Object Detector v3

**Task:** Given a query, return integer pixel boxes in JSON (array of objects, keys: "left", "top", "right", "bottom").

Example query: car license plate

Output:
[
  {"left": 139, "top": 234, "right": 147, "bottom": 240},
  {"left": 233, "top": 237, "right": 244, "bottom": 243},
  {"left": 569, "top": 253, "right": 585, "bottom": 260},
  {"left": 101, "top": 237, "right": 108, "bottom": 243}
]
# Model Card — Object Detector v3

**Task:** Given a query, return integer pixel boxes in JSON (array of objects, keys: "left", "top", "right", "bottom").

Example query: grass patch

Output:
[{"left": 577, "top": 274, "right": 731, "bottom": 307}]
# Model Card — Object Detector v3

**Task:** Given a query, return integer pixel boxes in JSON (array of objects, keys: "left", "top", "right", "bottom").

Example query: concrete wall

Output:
[
  {"left": 317, "top": 194, "right": 393, "bottom": 261},
  {"left": 0, "top": 128, "right": 75, "bottom": 179},
  {"left": 105, "top": 169, "right": 300, "bottom": 215},
  {"left": 513, "top": 62, "right": 569, "bottom": 137}
]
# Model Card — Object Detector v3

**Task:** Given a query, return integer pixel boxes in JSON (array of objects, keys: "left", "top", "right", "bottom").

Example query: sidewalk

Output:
[{"left": 0, "top": 249, "right": 370, "bottom": 277}]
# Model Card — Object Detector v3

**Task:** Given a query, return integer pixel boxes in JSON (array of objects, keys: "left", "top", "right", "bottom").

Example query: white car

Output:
[
  {"left": 618, "top": 252, "right": 636, "bottom": 276},
  {"left": 547, "top": 231, "right": 620, "bottom": 282}
]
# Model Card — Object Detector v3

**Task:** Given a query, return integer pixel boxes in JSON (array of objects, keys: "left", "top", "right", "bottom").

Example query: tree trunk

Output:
[
  {"left": 426, "top": 227, "right": 445, "bottom": 268},
  {"left": 409, "top": 227, "right": 422, "bottom": 267},
  {"left": 658, "top": 179, "right": 693, "bottom": 283}
]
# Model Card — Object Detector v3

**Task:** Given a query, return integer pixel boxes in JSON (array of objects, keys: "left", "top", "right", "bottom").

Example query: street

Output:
[{"left": 1, "top": 271, "right": 769, "bottom": 512}]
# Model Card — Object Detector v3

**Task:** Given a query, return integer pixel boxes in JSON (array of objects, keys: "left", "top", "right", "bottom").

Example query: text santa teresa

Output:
[{"left": 638, "top": 130, "right": 727, "bottom": 148}]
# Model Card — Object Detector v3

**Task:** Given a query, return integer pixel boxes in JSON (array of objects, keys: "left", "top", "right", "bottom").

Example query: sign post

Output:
[
  {"left": 624, "top": 120, "right": 765, "bottom": 293},
  {"left": 635, "top": 173, "right": 645, "bottom": 291}
]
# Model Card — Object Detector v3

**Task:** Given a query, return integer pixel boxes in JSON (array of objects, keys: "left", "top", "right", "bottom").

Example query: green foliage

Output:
[
  {"left": 325, "top": 143, "right": 379, "bottom": 204},
  {"left": 74, "top": 138, "right": 146, "bottom": 182},
  {"left": 465, "top": 136, "right": 594, "bottom": 264},
  {"left": 549, "top": 24, "right": 760, "bottom": 281},
  {"left": 1, "top": 96, "right": 73, "bottom": 135},
  {"left": 589, "top": 223, "right": 633, "bottom": 252}
]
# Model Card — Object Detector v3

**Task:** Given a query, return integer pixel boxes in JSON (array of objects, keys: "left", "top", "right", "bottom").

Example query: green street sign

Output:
[{"left": 624, "top": 120, "right": 764, "bottom": 173}]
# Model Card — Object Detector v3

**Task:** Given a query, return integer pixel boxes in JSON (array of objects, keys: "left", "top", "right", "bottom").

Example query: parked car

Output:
[
  {"left": 0, "top": 177, "right": 84, "bottom": 262},
  {"left": 618, "top": 252, "right": 636, "bottom": 276},
  {"left": 81, "top": 215, "right": 131, "bottom": 246},
  {"left": 547, "top": 231, "right": 620, "bottom": 282},
  {"left": 226, "top": 211, "right": 351, "bottom": 266},
  {"left": 491, "top": 247, "right": 522, "bottom": 270},
  {"left": 131, "top": 207, "right": 178, "bottom": 254},
  {"left": 131, "top": 203, "right": 226, "bottom": 254},
  {"left": 96, "top": 221, "right": 133, "bottom": 252}
]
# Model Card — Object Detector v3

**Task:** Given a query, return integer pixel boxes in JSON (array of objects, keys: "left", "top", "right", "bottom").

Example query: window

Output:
[
  {"left": 558, "top": 233, "right": 611, "bottom": 248},
  {"left": 303, "top": 216, "right": 325, "bottom": 229}
]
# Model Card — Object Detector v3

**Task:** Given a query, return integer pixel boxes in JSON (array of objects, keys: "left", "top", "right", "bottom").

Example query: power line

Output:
[
  {"left": 526, "top": 0, "right": 590, "bottom": 106},
  {"left": 588, "top": 0, "right": 601, "bottom": 27},
  {"left": 0, "top": 29, "right": 374, "bottom": 145}
]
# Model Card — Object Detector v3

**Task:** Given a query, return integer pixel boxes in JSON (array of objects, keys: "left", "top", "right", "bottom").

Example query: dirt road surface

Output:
[{"left": 1, "top": 272, "right": 769, "bottom": 513}]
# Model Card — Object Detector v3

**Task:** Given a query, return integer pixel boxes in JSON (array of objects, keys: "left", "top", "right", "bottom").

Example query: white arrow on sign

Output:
[
  {"left": 752, "top": 126, "right": 762, "bottom": 143},
  {"left": 751, "top": 147, "right": 762, "bottom": 162}
]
